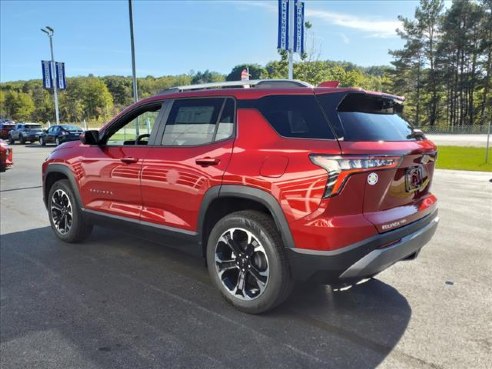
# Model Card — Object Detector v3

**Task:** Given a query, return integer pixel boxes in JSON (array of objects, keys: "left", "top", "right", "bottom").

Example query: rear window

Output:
[
  {"left": 253, "top": 95, "right": 335, "bottom": 139},
  {"left": 61, "top": 125, "right": 81, "bottom": 131},
  {"left": 26, "top": 124, "right": 42, "bottom": 129},
  {"left": 319, "top": 93, "right": 414, "bottom": 141}
]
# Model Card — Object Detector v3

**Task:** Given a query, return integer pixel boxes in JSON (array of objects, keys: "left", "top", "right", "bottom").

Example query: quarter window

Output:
[{"left": 254, "top": 95, "right": 335, "bottom": 139}]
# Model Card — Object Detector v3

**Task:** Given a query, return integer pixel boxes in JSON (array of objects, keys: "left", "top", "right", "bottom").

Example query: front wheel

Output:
[
  {"left": 206, "top": 210, "right": 292, "bottom": 314},
  {"left": 8, "top": 136, "right": 14, "bottom": 145},
  {"left": 55, "top": 137, "right": 61, "bottom": 146},
  {"left": 48, "top": 179, "right": 93, "bottom": 243},
  {"left": 19, "top": 135, "right": 25, "bottom": 144},
  {"left": 39, "top": 137, "right": 46, "bottom": 146}
]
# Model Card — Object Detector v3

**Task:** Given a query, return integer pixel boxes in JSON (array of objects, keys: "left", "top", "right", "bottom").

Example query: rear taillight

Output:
[{"left": 309, "top": 155, "right": 402, "bottom": 197}]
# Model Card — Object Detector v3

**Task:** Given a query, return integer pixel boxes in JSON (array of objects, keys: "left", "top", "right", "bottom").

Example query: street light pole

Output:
[
  {"left": 41, "top": 26, "right": 60, "bottom": 125},
  {"left": 128, "top": 0, "right": 139, "bottom": 136}
]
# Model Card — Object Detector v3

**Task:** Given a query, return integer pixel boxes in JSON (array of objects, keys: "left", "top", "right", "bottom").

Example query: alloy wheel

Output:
[
  {"left": 214, "top": 228, "right": 269, "bottom": 301},
  {"left": 50, "top": 188, "right": 73, "bottom": 235}
]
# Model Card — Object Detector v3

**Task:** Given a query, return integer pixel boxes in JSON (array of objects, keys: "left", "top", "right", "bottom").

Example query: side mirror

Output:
[{"left": 80, "top": 130, "right": 100, "bottom": 145}]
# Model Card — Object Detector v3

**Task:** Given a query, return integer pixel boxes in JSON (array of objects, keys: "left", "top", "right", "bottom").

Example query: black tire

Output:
[
  {"left": 19, "top": 135, "right": 25, "bottom": 144},
  {"left": 8, "top": 136, "right": 14, "bottom": 145},
  {"left": 55, "top": 137, "right": 61, "bottom": 146},
  {"left": 206, "top": 210, "right": 292, "bottom": 314},
  {"left": 48, "top": 179, "right": 93, "bottom": 243},
  {"left": 39, "top": 137, "right": 46, "bottom": 146}
]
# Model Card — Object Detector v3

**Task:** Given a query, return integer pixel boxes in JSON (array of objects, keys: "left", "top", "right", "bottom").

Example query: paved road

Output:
[
  {"left": 426, "top": 134, "right": 490, "bottom": 147},
  {"left": 1, "top": 145, "right": 491, "bottom": 369}
]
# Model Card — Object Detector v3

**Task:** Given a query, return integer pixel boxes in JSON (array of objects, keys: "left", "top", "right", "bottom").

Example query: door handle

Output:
[
  {"left": 195, "top": 157, "right": 220, "bottom": 167},
  {"left": 120, "top": 157, "right": 138, "bottom": 164}
]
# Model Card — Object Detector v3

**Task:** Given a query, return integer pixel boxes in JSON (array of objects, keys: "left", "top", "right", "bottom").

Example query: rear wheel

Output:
[
  {"left": 206, "top": 210, "right": 292, "bottom": 314},
  {"left": 19, "top": 135, "right": 25, "bottom": 144},
  {"left": 48, "top": 179, "right": 93, "bottom": 243},
  {"left": 8, "top": 136, "right": 14, "bottom": 145}
]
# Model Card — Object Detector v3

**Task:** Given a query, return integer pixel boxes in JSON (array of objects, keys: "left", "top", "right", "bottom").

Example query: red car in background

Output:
[
  {"left": 0, "top": 121, "right": 15, "bottom": 140},
  {"left": 0, "top": 139, "right": 13, "bottom": 172}
]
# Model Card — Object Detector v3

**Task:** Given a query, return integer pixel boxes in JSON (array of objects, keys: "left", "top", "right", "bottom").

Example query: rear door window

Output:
[{"left": 161, "top": 98, "right": 234, "bottom": 146}]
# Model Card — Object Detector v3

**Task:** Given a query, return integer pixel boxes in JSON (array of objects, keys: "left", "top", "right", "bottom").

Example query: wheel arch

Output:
[
  {"left": 43, "top": 164, "right": 83, "bottom": 209},
  {"left": 199, "top": 185, "right": 296, "bottom": 257}
]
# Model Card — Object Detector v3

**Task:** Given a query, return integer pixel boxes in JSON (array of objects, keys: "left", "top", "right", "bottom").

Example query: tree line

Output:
[
  {"left": 0, "top": 0, "right": 490, "bottom": 130},
  {"left": 0, "top": 62, "right": 385, "bottom": 126},
  {"left": 389, "top": 0, "right": 491, "bottom": 129}
]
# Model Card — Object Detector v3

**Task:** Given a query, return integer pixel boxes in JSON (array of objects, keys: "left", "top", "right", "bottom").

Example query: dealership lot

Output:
[{"left": 1, "top": 145, "right": 491, "bottom": 369}]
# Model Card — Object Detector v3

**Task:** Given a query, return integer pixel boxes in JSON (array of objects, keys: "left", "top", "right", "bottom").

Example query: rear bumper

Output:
[
  {"left": 286, "top": 210, "right": 439, "bottom": 283},
  {"left": 24, "top": 134, "right": 40, "bottom": 141},
  {"left": 61, "top": 136, "right": 82, "bottom": 142}
]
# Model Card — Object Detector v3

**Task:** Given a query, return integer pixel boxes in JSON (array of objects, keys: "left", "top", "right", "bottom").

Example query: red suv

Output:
[{"left": 42, "top": 80, "right": 439, "bottom": 313}]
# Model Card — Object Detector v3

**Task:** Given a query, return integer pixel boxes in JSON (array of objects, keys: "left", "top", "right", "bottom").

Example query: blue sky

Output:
[{"left": 1, "top": 0, "right": 434, "bottom": 82}]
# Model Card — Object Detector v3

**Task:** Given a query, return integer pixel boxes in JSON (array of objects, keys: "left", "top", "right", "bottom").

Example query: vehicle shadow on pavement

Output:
[{"left": 1, "top": 226, "right": 411, "bottom": 369}]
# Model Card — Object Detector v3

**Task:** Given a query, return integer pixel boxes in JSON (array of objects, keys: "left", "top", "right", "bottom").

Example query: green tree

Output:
[
  {"left": 80, "top": 77, "right": 114, "bottom": 122},
  {"left": 4, "top": 91, "right": 35, "bottom": 121},
  {"left": 390, "top": 0, "right": 444, "bottom": 127},
  {"left": 226, "top": 64, "right": 267, "bottom": 81},
  {"left": 103, "top": 76, "right": 132, "bottom": 106},
  {"left": 191, "top": 70, "right": 225, "bottom": 84}
]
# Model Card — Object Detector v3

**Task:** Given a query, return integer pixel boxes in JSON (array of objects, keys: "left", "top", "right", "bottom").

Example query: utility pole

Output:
[
  {"left": 41, "top": 26, "right": 60, "bottom": 125},
  {"left": 128, "top": 0, "right": 139, "bottom": 136}
]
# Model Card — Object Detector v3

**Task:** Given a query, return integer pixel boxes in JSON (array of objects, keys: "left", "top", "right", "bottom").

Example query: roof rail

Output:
[{"left": 158, "top": 79, "right": 312, "bottom": 95}]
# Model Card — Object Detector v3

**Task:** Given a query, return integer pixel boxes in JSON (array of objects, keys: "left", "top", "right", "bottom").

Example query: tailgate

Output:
[
  {"left": 339, "top": 140, "right": 437, "bottom": 233},
  {"left": 317, "top": 91, "right": 439, "bottom": 234}
]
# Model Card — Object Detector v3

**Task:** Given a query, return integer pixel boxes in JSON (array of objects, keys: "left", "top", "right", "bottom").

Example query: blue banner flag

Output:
[
  {"left": 278, "top": 0, "right": 289, "bottom": 50},
  {"left": 42, "top": 60, "right": 52, "bottom": 89},
  {"left": 294, "top": 0, "right": 305, "bottom": 54},
  {"left": 56, "top": 62, "right": 66, "bottom": 90}
]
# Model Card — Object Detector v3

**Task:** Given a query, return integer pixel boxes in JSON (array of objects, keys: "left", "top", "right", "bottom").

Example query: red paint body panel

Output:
[
  {"left": 68, "top": 144, "right": 147, "bottom": 220},
  {"left": 140, "top": 141, "right": 234, "bottom": 232},
  {"left": 339, "top": 140, "right": 437, "bottom": 234}
]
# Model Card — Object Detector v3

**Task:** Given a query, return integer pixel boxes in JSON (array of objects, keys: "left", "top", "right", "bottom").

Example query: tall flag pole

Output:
[
  {"left": 278, "top": 0, "right": 304, "bottom": 79},
  {"left": 287, "top": 0, "right": 294, "bottom": 79}
]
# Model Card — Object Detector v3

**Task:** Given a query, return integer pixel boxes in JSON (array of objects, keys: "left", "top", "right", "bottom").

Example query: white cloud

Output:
[
  {"left": 234, "top": 1, "right": 401, "bottom": 38},
  {"left": 232, "top": 1, "right": 276, "bottom": 12},
  {"left": 339, "top": 32, "right": 350, "bottom": 44},
  {"left": 305, "top": 8, "right": 401, "bottom": 38}
]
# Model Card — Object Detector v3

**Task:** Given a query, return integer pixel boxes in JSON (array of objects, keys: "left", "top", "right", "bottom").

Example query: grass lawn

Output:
[{"left": 436, "top": 146, "right": 492, "bottom": 172}]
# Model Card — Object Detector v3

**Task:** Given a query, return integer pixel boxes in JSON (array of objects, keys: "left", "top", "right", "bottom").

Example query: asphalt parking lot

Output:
[{"left": 1, "top": 144, "right": 491, "bottom": 369}]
